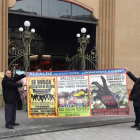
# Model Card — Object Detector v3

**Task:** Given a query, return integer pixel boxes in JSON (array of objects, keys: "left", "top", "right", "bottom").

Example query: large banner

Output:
[{"left": 27, "top": 69, "right": 130, "bottom": 118}]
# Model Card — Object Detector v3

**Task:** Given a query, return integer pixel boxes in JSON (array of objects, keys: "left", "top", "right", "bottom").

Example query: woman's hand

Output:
[
  {"left": 23, "top": 83, "right": 26, "bottom": 86},
  {"left": 24, "top": 73, "right": 27, "bottom": 76},
  {"left": 125, "top": 68, "right": 128, "bottom": 72}
]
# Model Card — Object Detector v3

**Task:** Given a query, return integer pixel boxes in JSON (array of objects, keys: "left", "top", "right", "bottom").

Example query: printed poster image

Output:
[
  {"left": 58, "top": 76, "right": 90, "bottom": 117},
  {"left": 27, "top": 77, "right": 57, "bottom": 118},
  {"left": 89, "top": 74, "right": 130, "bottom": 116},
  {"left": 0, "top": 72, "right": 4, "bottom": 77}
]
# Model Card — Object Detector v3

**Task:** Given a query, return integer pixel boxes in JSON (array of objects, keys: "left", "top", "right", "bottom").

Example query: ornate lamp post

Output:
[
  {"left": 19, "top": 21, "right": 35, "bottom": 72},
  {"left": 66, "top": 28, "right": 98, "bottom": 70},
  {"left": 76, "top": 28, "right": 90, "bottom": 70}
]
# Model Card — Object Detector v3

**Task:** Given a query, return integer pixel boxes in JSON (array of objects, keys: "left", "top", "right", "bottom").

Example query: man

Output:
[
  {"left": 126, "top": 69, "right": 140, "bottom": 130},
  {"left": 2, "top": 70, "right": 26, "bottom": 129}
]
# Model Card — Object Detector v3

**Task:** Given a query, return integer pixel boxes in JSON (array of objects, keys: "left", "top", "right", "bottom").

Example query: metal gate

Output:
[
  {"left": 66, "top": 46, "right": 98, "bottom": 70},
  {"left": 66, "top": 28, "right": 98, "bottom": 71},
  {"left": 8, "top": 37, "right": 25, "bottom": 72}
]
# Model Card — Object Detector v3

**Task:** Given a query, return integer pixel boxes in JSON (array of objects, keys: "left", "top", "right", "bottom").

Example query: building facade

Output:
[{"left": 0, "top": 0, "right": 140, "bottom": 88}]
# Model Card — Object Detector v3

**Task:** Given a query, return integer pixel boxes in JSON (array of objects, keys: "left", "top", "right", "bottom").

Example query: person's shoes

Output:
[
  {"left": 6, "top": 125, "right": 14, "bottom": 129},
  {"left": 136, "top": 127, "right": 140, "bottom": 130},
  {"left": 131, "top": 124, "right": 139, "bottom": 128},
  {"left": 11, "top": 123, "right": 19, "bottom": 126}
]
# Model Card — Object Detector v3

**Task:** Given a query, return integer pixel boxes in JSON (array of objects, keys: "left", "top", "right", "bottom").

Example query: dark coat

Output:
[
  {"left": 127, "top": 71, "right": 140, "bottom": 107},
  {"left": 2, "top": 74, "right": 25, "bottom": 104}
]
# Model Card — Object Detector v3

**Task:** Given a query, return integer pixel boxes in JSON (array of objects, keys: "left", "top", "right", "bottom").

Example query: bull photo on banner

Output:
[
  {"left": 27, "top": 77, "right": 57, "bottom": 118},
  {"left": 89, "top": 73, "right": 129, "bottom": 116}
]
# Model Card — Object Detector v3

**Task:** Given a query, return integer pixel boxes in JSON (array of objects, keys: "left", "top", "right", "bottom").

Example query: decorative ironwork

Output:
[
  {"left": 20, "top": 27, "right": 34, "bottom": 72},
  {"left": 8, "top": 21, "right": 35, "bottom": 72},
  {"left": 66, "top": 28, "right": 98, "bottom": 70}
]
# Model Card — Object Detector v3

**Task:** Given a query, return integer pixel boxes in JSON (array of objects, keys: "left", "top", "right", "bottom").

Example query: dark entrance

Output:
[{"left": 8, "top": 12, "right": 96, "bottom": 71}]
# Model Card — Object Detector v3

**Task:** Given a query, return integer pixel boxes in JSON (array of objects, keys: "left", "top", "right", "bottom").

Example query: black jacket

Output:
[
  {"left": 127, "top": 71, "right": 140, "bottom": 107},
  {"left": 2, "top": 74, "right": 25, "bottom": 104}
]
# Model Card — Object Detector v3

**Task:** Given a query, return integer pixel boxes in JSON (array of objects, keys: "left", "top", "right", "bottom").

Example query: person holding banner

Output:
[
  {"left": 15, "top": 74, "right": 23, "bottom": 110},
  {"left": 17, "top": 77, "right": 27, "bottom": 111},
  {"left": 126, "top": 69, "right": 140, "bottom": 130},
  {"left": 2, "top": 70, "right": 26, "bottom": 129}
]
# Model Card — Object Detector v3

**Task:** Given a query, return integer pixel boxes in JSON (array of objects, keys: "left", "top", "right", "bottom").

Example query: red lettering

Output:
[{"left": 102, "top": 95, "right": 113, "bottom": 101}]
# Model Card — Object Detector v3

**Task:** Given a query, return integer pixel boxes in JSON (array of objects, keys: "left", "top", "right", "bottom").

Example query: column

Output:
[
  {"left": 0, "top": 0, "right": 8, "bottom": 71},
  {"left": 97, "top": 0, "right": 115, "bottom": 69}
]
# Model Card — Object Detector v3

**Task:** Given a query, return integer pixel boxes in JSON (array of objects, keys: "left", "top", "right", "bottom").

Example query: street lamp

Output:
[
  {"left": 76, "top": 27, "right": 90, "bottom": 70},
  {"left": 19, "top": 20, "right": 35, "bottom": 72}
]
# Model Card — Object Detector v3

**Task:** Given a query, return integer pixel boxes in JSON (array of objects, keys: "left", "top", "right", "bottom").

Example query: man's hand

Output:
[{"left": 24, "top": 72, "right": 27, "bottom": 76}]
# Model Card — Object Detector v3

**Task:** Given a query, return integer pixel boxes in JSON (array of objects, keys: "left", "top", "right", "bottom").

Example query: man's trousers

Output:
[
  {"left": 134, "top": 106, "right": 140, "bottom": 126},
  {"left": 5, "top": 103, "right": 16, "bottom": 127}
]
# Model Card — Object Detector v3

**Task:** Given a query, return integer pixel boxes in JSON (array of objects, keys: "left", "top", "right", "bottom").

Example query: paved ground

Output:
[
  {"left": 0, "top": 102, "right": 135, "bottom": 139},
  {"left": 2, "top": 122, "right": 140, "bottom": 140}
]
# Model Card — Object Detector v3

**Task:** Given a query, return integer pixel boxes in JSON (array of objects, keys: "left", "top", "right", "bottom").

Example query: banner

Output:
[
  {"left": 58, "top": 75, "right": 90, "bottom": 117},
  {"left": 89, "top": 74, "right": 129, "bottom": 116},
  {"left": 27, "top": 69, "right": 130, "bottom": 118}
]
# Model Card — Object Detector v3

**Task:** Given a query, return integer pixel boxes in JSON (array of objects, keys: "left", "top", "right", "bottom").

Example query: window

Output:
[{"left": 9, "top": 0, "right": 94, "bottom": 22}]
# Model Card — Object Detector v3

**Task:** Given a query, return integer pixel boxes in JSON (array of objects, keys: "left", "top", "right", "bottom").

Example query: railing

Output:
[{"left": 66, "top": 46, "right": 98, "bottom": 70}]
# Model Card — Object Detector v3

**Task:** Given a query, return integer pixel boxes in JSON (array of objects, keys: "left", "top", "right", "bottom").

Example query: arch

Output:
[
  {"left": 10, "top": 0, "right": 96, "bottom": 19},
  {"left": 12, "top": 0, "right": 94, "bottom": 12},
  {"left": 59, "top": 0, "right": 93, "bottom": 13}
]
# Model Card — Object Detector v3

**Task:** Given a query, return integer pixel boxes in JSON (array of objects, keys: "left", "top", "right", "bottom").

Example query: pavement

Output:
[
  {"left": 0, "top": 102, "right": 135, "bottom": 139},
  {"left": 2, "top": 122, "right": 139, "bottom": 140}
]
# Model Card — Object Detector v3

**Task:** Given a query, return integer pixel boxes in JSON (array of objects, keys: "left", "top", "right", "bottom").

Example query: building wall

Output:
[
  {"left": 115, "top": 0, "right": 140, "bottom": 88},
  {"left": 0, "top": 0, "right": 115, "bottom": 71},
  {"left": 8, "top": 0, "right": 16, "bottom": 7}
]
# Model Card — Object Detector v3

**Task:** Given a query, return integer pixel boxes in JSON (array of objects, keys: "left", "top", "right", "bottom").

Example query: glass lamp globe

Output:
[
  {"left": 24, "top": 21, "right": 31, "bottom": 27},
  {"left": 86, "top": 35, "right": 90, "bottom": 39},
  {"left": 19, "top": 27, "right": 23, "bottom": 32},
  {"left": 31, "top": 28, "right": 35, "bottom": 33},
  {"left": 81, "top": 28, "right": 86, "bottom": 33},
  {"left": 76, "top": 33, "right": 80, "bottom": 38}
]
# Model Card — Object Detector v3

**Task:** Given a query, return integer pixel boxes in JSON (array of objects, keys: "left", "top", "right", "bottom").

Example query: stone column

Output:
[
  {"left": 0, "top": 0, "right": 16, "bottom": 72},
  {"left": 0, "top": 0, "right": 8, "bottom": 72},
  {"left": 97, "top": 0, "right": 115, "bottom": 69}
]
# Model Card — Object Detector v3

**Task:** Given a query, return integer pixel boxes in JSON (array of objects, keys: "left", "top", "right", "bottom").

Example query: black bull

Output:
[{"left": 91, "top": 76, "right": 120, "bottom": 109}]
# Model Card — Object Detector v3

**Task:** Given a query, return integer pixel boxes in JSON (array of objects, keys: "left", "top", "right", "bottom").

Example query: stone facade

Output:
[
  {"left": 0, "top": 0, "right": 115, "bottom": 71},
  {"left": 115, "top": 0, "right": 140, "bottom": 76}
]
